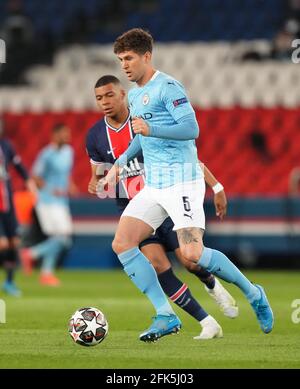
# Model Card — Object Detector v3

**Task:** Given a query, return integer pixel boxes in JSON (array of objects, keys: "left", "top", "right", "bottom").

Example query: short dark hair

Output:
[
  {"left": 113, "top": 28, "right": 153, "bottom": 55},
  {"left": 52, "top": 123, "right": 67, "bottom": 133},
  {"left": 94, "top": 75, "right": 121, "bottom": 89}
]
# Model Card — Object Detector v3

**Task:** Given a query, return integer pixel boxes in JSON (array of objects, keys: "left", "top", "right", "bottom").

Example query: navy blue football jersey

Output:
[
  {"left": 86, "top": 114, "right": 145, "bottom": 210},
  {"left": 0, "top": 138, "right": 29, "bottom": 212}
]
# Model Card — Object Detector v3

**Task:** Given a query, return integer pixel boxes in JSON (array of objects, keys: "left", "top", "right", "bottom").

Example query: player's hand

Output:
[
  {"left": 131, "top": 117, "right": 150, "bottom": 136},
  {"left": 214, "top": 190, "right": 227, "bottom": 220},
  {"left": 26, "top": 178, "right": 38, "bottom": 197},
  {"left": 96, "top": 165, "right": 120, "bottom": 196},
  {"left": 88, "top": 177, "right": 99, "bottom": 195},
  {"left": 96, "top": 177, "right": 108, "bottom": 195}
]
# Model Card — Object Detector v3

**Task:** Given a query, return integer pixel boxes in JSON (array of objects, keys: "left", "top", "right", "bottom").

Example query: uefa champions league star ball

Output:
[{"left": 68, "top": 307, "right": 108, "bottom": 346}]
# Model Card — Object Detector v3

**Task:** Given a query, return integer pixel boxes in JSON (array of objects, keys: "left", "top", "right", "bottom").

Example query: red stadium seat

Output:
[{"left": 3, "top": 107, "right": 299, "bottom": 195}]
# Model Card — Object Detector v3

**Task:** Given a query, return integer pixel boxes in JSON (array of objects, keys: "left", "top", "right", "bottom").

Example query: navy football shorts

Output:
[{"left": 139, "top": 217, "right": 179, "bottom": 252}]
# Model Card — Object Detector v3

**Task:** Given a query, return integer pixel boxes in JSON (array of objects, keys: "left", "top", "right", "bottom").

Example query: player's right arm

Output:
[
  {"left": 86, "top": 127, "right": 122, "bottom": 195},
  {"left": 86, "top": 129, "right": 106, "bottom": 195},
  {"left": 88, "top": 163, "right": 101, "bottom": 195}
]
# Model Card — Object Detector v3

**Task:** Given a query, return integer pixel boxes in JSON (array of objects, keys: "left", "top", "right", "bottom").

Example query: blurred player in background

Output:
[
  {"left": 0, "top": 118, "right": 35, "bottom": 296},
  {"left": 87, "top": 75, "right": 238, "bottom": 340},
  {"left": 20, "top": 123, "right": 76, "bottom": 286},
  {"left": 101, "top": 28, "right": 273, "bottom": 340}
]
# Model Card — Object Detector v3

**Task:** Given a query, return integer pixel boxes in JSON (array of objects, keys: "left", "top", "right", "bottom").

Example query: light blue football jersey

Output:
[
  {"left": 32, "top": 144, "right": 73, "bottom": 205},
  {"left": 128, "top": 71, "right": 202, "bottom": 188}
]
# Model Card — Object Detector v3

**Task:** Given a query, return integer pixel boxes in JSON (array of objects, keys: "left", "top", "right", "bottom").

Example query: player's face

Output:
[
  {"left": 117, "top": 51, "right": 150, "bottom": 83},
  {"left": 56, "top": 127, "right": 71, "bottom": 145},
  {"left": 95, "top": 83, "right": 126, "bottom": 117}
]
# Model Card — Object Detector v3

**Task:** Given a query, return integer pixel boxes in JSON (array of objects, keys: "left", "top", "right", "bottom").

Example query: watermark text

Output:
[
  {"left": 292, "top": 39, "right": 300, "bottom": 64},
  {"left": 0, "top": 299, "right": 6, "bottom": 323},
  {"left": 0, "top": 39, "right": 6, "bottom": 64},
  {"left": 291, "top": 299, "right": 300, "bottom": 324}
]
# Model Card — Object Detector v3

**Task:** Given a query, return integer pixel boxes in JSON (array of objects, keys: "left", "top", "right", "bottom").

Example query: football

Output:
[{"left": 68, "top": 307, "right": 108, "bottom": 346}]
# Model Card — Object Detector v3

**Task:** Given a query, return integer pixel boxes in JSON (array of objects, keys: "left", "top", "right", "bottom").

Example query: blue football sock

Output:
[
  {"left": 6, "top": 268, "right": 14, "bottom": 283},
  {"left": 31, "top": 237, "right": 65, "bottom": 273},
  {"left": 2, "top": 249, "right": 18, "bottom": 283},
  {"left": 31, "top": 237, "right": 63, "bottom": 259},
  {"left": 118, "top": 247, "right": 175, "bottom": 316},
  {"left": 198, "top": 247, "right": 260, "bottom": 302},
  {"left": 158, "top": 268, "right": 208, "bottom": 321},
  {"left": 41, "top": 251, "right": 61, "bottom": 273}
]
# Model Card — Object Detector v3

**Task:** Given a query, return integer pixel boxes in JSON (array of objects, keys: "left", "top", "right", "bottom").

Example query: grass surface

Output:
[{"left": 0, "top": 269, "right": 299, "bottom": 369}]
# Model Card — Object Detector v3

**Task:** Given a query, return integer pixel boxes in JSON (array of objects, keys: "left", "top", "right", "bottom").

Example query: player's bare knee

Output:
[
  {"left": 112, "top": 237, "right": 136, "bottom": 255},
  {"left": 180, "top": 246, "right": 203, "bottom": 264},
  {"left": 112, "top": 238, "right": 123, "bottom": 254}
]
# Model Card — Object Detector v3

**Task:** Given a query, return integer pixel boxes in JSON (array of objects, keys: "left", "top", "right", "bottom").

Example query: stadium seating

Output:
[
  {"left": 0, "top": 0, "right": 285, "bottom": 42},
  {"left": 1, "top": 42, "right": 300, "bottom": 111},
  {"left": 3, "top": 107, "right": 298, "bottom": 196}
]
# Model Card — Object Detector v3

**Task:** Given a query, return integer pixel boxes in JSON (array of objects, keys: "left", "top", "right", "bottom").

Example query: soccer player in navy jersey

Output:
[
  {"left": 98, "top": 28, "right": 273, "bottom": 341},
  {"left": 0, "top": 118, "right": 35, "bottom": 296},
  {"left": 87, "top": 75, "right": 239, "bottom": 340}
]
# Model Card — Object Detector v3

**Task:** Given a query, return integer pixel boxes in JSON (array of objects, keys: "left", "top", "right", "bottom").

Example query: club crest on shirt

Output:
[{"left": 142, "top": 94, "right": 150, "bottom": 105}]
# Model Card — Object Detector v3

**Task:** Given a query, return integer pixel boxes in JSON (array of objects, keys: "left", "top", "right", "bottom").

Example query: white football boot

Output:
[
  {"left": 205, "top": 278, "right": 239, "bottom": 318},
  {"left": 194, "top": 315, "right": 223, "bottom": 340}
]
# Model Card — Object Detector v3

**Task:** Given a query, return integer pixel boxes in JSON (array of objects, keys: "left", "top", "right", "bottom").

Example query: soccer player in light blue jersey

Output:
[
  {"left": 100, "top": 28, "right": 274, "bottom": 341},
  {"left": 20, "top": 124, "right": 74, "bottom": 286},
  {"left": 87, "top": 75, "right": 242, "bottom": 340}
]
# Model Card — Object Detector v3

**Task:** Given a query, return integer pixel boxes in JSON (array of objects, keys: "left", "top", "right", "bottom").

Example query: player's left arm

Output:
[
  {"left": 199, "top": 161, "right": 227, "bottom": 220},
  {"left": 131, "top": 81, "right": 199, "bottom": 140},
  {"left": 8, "top": 141, "right": 37, "bottom": 193}
]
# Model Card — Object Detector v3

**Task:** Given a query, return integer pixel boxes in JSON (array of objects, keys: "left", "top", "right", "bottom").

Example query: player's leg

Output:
[
  {"left": 38, "top": 234, "right": 71, "bottom": 286},
  {"left": 141, "top": 241, "right": 222, "bottom": 339},
  {"left": 161, "top": 180, "right": 273, "bottom": 333},
  {"left": 157, "top": 216, "right": 238, "bottom": 318},
  {"left": 5, "top": 237, "right": 23, "bottom": 296},
  {"left": 176, "top": 228, "right": 273, "bottom": 333},
  {"left": 0, "top": 235, "right": 20, "bottom": 296},
  {"left": 0, "top": 212, "right": 22, "bottom": 297},
  {"left": 112, "top": 188, "right": 181, "bottom": 341},
  {"left": 20, "top": 204, "right": 72, "bottom": 286},
  {"left": 175, "top": 248, "right": 238, "bottom": 318},
  {"left": 19, "top": 207, "right": 47, "bottom": 275},
  {"left": 21, "top": 236, "right": 69, "bottom": 280}
]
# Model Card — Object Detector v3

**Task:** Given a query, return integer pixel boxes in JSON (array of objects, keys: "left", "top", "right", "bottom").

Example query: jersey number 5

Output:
[{"left": 182, "top": 196, "right": 191, "bottom": 212}]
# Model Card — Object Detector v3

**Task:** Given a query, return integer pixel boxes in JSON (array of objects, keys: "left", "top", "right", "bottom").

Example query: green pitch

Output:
[{"left": 0, "top": 269, "right": 299, "bottom": 368}]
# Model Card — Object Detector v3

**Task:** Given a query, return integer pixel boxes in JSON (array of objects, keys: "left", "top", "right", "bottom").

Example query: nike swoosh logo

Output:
[{"left": 107, "top": 148, "right": 116, "bottom": 155}]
